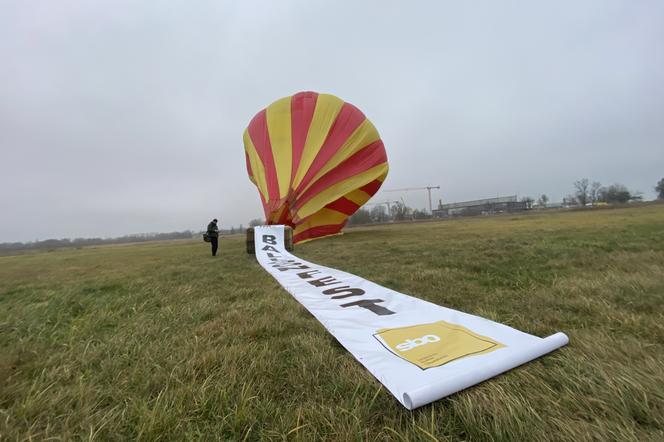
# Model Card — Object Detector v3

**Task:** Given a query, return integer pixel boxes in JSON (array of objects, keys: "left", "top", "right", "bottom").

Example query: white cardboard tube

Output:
[{"left": 403, "top": 332, "right": 569, "bottom": 410}]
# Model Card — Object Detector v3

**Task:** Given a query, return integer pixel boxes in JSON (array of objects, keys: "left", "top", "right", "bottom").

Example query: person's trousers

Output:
[{"left": 210, "top": 237, "right": 218, "bottom": 256}]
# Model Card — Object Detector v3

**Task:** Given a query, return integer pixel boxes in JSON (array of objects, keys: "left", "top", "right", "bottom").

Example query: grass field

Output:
[{"left": 1, "top": 205, "right": 663, "bottom": 441}]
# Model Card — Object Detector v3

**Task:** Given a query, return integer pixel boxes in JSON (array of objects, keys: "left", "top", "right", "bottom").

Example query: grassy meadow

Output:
[{"left": 1, "top": 205, "right": 663, "bottom": 441}]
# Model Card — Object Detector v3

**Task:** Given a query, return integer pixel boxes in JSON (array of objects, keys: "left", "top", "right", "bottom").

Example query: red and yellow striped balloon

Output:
[{"left": 244, "top": 92, "right": 389, "bottom": 243}]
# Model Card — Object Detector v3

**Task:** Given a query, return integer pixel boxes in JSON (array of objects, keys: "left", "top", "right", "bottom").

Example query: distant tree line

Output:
[
  {"left": 348, "top": 201, "right": 432, "bottom": 226},
  {"left": 0, "top": 231, "right": 197, "bottom": 253},
  {"left": 529, "top": 177, "right": 663, "bottom": 209},
  {"left": 14, "top": 176, "right": 657, "bottom": 251},
  {"left": 351, "top": 176, "right": 663, "bottom": 226},
  {"left": 564, "top": 178, "right": 643, "bottom": 206}
]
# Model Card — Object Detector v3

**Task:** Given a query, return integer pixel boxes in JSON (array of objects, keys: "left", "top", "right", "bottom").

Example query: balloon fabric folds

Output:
[{"left": 244, "top": 92, "right": 389, "bottom": 243}]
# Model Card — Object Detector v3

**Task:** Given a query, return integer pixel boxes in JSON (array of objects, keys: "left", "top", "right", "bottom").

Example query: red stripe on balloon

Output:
[
  {"left": 295, "top": 102, "right": 366, "bottom": 193},
  {"left": 290, "top": 92, "right": 318, "bottom": 186},
  {"left": 295, "top": 140, "right": 387, "bottom": 210},
  {"left": 325, "top": 197, "right": 360, "bottom": 216},
  {"left": 248, "top": 110, "right": 280, "bottom": 204},
  {"left": 360, "top": 179, "right": 383, "bottom": 197},
  {"left": 276, "top": 202, "right": 295, "bottom": 226},
  {"left": 293, "top": 222, "right": 347, "bottom": 244}
]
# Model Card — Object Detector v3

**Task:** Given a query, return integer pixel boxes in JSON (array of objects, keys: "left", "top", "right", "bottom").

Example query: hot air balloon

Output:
[{"left": 244, "top": 92, "right": 388, "bottom": 243}]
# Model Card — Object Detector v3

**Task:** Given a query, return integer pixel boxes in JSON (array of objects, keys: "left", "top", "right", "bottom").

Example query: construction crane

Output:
[{"left": 383, "top": 186, "right": 441, "bottom": 214}]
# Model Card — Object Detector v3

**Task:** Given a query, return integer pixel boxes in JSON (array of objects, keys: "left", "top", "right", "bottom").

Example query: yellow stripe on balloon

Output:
[
  {"left": 270, "top": 205, "right": 286, "bottom": 224},
  {"left": 293, "top": 208, "right": 348, "bottom": 240},
  {"left": 293, "top": 228, "right": 343, "bottom": 244},
  {"left": 243, "top": 129, "right": 270, "bottom": 202},
  {"left": 266, "top": 96, "right": 293, "bottom": 199},
  {"left": 295, "top": 163, "right": 389, "bottom": 220},
  {"left": 292, "top": 222, "right": 310, "bottom": 238},
  {"left": 298, "top": 118, "right": 380, "bottom": 195},
  {"left": 295, "top": 208, "right": 348, "bottom": 233},
  {"left": 291, "top": 94, "right": 344, "bottom": 190},
  {"left": 343, "top": 189, "right": 373, "bottom": 206},
  {"left": 293, "top": 209, "right": 347, "bottom": 237}
]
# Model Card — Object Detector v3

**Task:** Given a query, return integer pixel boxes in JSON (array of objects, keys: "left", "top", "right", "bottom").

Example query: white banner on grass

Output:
[{"left": 254, "top": 225, "right": 568, "bottom": 409}]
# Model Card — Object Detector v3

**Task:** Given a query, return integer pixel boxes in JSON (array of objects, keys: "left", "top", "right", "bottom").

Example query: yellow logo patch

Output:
[{"left": 374, "top": 320, "right": 505, "bottom": 369}]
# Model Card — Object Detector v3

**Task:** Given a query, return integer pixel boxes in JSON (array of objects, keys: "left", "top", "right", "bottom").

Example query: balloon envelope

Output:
[{"left": 244, "top": 92, "right": 388, "bottom": 243}]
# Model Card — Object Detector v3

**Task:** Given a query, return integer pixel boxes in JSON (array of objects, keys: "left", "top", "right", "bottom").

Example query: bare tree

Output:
[
  {"left": 370, "top": 205, "right": 389, "bottom": 223},
  {"left": 656, "top": 178, "right": 664, "bottom": 200},
  {"left": 537, "top": 194, "right": 549, "bottom": 208},
  {"left": 249, "top": 218, "right": 264, "bottom": 227},
  {"left": 574, "top": 179, "right": 590, "bottom": 206},
  {"left": 590, "top": 181, "right": 601, "bottom": 204},
  {"left": 597, "top": 183, "right": 632, "bottom": 203},
  {"left": 348, "top": 208, "right": 372, "bottom": 225},
  {"left": 390, "top": 201, "right": 412, "bottom": 221}
]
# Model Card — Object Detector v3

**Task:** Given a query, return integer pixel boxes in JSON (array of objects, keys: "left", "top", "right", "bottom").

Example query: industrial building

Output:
[{"left": 432, "top": 195, "right": 529, "bottom": 218}]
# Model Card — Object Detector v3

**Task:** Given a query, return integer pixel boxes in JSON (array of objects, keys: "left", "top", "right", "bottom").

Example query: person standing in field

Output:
[{"left": 207, "top": 218, "right": 219, "bottom": 256}]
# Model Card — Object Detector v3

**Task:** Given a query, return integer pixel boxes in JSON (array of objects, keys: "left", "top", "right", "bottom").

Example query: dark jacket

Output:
[{"left": 207, "top": 222, "right": 219, "bottom": 238}]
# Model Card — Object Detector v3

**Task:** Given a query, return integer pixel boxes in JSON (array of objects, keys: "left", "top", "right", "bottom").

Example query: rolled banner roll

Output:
[{"left": 402, "top": 332, "right": 569, "bottom": 410}]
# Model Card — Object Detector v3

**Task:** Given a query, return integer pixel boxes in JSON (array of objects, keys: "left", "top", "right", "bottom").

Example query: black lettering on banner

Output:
[
  {"left": 270, "top": 258, "right": 294, "bottom": 266},
  {"left": 322, "top": 286, "right": 366, "bottom": 299},
  {"left": 340, "top": 299, "right": 395, "bottom": 316},
  {"left": 276, "top": 264, "right": 310, "bottom": 272},
  {"left": 271, "top": 259, "right": 310, "bottom": 272},
  {"left": 297, "top": 270, "right": 321, "bottom": 279},
  {"left": 308, "top": 276, "right": 342, "bottom": 287},
  {"left": 285, "top": 262, "right": 306, "bottom": 267},
  {"left": 257, "top": 231, "right": 400, "bottom": 315}
]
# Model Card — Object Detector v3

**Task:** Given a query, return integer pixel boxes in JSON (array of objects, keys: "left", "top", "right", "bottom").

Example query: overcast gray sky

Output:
[{"left": 1, "top": 1, "right": 662, "bottom": 242}]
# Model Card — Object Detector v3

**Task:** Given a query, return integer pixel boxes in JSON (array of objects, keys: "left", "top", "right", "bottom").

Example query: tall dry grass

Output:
[{"left": 1, "top": 206, "right": 663, "bottom": 440}]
